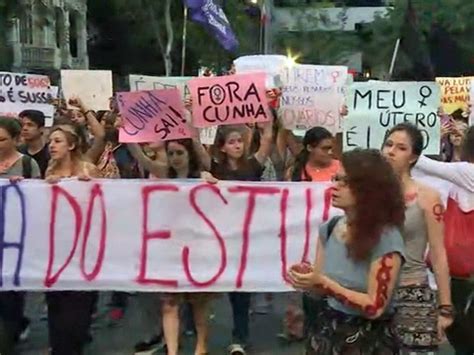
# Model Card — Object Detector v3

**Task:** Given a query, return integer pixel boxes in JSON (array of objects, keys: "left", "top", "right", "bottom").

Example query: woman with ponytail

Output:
[
  {"left": 287, "top": 127, "right": 340, "bottom": 182},
  {"left": 280, "top": 127, "right": 340, "bottom": 342}
]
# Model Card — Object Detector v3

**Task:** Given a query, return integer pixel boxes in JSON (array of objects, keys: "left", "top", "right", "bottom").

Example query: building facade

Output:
[
  {"left": 267, "top": 0, "right": 393, "bottom": 76},
  {"left": 6, "top": 0, "right": 88, "bottom": 73}
]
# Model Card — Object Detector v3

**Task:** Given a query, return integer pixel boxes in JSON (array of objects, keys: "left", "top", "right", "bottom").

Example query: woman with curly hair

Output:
[
  {"left": 288, "top": 148, "right": 406, "bottom": 354},
  {"left": 382, "top": 122, "right": 453, "bottom": 354}
]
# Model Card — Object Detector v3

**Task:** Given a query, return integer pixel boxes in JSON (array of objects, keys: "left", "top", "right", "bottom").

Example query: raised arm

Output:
[
  {"left": 415, "top": 155, "right": 474, "bottom": 192},
  {"left": 254, "top": 120, "right": 273, "bottom": 165},
  {"left": 127, "top": 143, "right": 168, "bottom": 178}
]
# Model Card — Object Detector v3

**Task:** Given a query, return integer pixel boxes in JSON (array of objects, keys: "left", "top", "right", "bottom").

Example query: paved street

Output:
[{"left": 19, "top": 293, "right": 454, "bottom": 355}]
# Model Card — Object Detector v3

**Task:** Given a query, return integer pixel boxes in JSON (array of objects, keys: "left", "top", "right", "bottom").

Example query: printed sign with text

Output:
[
  {"left": 279, "top": 64, "right": 347, "bottom": 133},
  {"left": 188, "top": 73, "right": 270, "bottom": 128},
  {"left": 118, "top": 89, "right": 191, "bottom": 143},
  {"left": 436, "top": 77, "right": 473, "bottom": 115},
  {"left": 343, "top": 81, "right": 441, "bottom": 155},
  {"left": 0, "top": 72, "right": 57, "bottom": 126}
]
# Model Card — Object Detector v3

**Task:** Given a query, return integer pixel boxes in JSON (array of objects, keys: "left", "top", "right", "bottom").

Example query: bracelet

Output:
[{"left": 438, "top": 304, "right": 455, "bottom": 318}]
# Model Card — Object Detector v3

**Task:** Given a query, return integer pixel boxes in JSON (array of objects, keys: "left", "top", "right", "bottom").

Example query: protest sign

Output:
[
  {"left": 436, "top": 77, "right": 473, "bottom": 114},
  {"left": 188, "top": 73, "right": 270, "bottom": 128},
  {"left": 234, "top": 55, "right": 289, "bottom": 88},
  {"left": 0, "top": 179, "right": 341, "bottom": 291},
  {"left": 129, "top": 75, "right": 192, "bottom": 100},
  {"left": 61, "top": 70, "right": 113, "bottom": 111},
  {"left": 117, "top": 89, "right": 191, "bottom": 143},
  {"left": 0, "top": 72, "right": 57, "bottom": 126},
  {"left": 343, "top": 81, "right": 441, "bottom": 155},
  {"left": 199, "top": 126, "right": 218, "bottom": 145},
  {"left": 279, "top": 64, "right": 348, "bottom": 133}
]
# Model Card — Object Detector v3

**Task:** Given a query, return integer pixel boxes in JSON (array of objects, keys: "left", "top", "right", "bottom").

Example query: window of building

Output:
[
  {"left": 69, "top": 11, "right": 78, "bottom": 57},
  {"left": 55, "top": 7, "right": 64, "bottom": 48},
  {"left": 19, "top": 10, "right": 33, "bottom": 44}
]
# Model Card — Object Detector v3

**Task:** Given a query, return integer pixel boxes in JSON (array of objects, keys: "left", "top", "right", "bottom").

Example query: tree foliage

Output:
[{"left": 87, "top": 0, "right": 260, "bottom": 82}]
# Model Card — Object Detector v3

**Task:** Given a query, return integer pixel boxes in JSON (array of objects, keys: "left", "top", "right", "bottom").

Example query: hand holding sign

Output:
[{"left": 118, "top": 89, "right": 192, "bottom": 143}]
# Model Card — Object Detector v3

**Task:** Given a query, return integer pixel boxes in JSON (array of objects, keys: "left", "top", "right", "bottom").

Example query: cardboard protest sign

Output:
[
  {"left": 279, "top": 64, "right": 347, "bottom": 133},
  {"left": 234, "top": 55, "right": 289, "bottom": 88},
  {"left": 117, "top": 89, "right": 191, "bottom": 143},
  {"left": 0, "top": 72, "right": 57, "bottom": 126},
  {"left": 436, "top": 77, "right": 473, "bottom": 114},
  {"left": 129, "top": 75, "right": 192, "bottom": 100},
  {"left": 0, "top": 179, "right": 342, "bottom": 291},
  {"left": 61, "top": 70, "right": 113, "bottom": 111},
  {"left": 343, "top": 81, "right": 441, "bottom": 155},
  {"left": 188, "top": 73, "right": 270, "bottom": 128},
  {"left": 199, "top": 126, "right": 218, "bottom": 145}
]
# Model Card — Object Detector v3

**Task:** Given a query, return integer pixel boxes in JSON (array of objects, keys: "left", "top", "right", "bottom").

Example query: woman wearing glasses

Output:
[
  {"left": 128, "top": 138, "right": 212, "bottom": 355},
  {"left": 288, "top": 149, "right": 406, "bottom": 354},
  {"left": 45, "top": 124, "right": 101, "bottom": 355}
]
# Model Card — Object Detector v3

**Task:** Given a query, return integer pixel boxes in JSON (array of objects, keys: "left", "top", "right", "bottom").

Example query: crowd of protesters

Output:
[{"left": 0, "top": 75, "right": 473, "bottom": 355}]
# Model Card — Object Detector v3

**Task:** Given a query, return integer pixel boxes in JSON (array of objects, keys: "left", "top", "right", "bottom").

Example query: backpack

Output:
[
  {"left": 21, "top": 155, "right": 33, "bottom": 179},
  {"left": 97, "top": 144, "right": 121, "bottom": 179},
  {"left": 326, "top": 216, "right": 343, "bottom": 242}
]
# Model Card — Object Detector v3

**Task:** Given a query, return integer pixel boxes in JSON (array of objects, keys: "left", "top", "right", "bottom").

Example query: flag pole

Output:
[
  {"left": 180, "top": 5, "right": 189, "bottom": 77},
  {"left": 388, "top": 38, "right": 400, "bottom": 80}
]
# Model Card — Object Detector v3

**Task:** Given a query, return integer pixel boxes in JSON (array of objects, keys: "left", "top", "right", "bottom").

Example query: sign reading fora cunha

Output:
[
  {"left": 188, "top": 73, "right": 270, "bottom": 128},
  {"left": 343, "top": 81, "right": 441, "bottom": 155}
]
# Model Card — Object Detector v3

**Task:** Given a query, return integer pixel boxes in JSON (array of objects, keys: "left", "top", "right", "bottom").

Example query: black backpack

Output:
[{"left": 21, "top": 155, "right": 33, "bottom": 179}]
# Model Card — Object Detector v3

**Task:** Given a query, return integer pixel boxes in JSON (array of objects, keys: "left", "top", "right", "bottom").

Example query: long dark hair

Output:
[
  {"left": 461, "top": 126, "right": 474, "bottom": 163},
  {"left": 165, "top": 139, "right": 201, "bottom": 179},
  {"left": 213, "top": 125, "right": 250, "bottom": 173},
  {"left": 341, "top": 149, "right": 405, "bottom": 261},
  {"left": 292, "top": 127, "right": 333, "bottom": 181},
  {"left": 383, "top": 122, "right": 424, "bottom": 168}
]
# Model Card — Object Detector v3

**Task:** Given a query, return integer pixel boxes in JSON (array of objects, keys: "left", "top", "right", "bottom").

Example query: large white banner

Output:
[
  {"left": 343, "top": 81, "right": 441, "bottom": 155},
  {"left": 0, "top": 72, "right": 57, "bottom": 126},
  {"left": 0, "top": 179, "right": 340, "bottom": 292}
]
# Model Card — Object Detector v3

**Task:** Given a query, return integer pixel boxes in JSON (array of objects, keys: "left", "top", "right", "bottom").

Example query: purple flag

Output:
[{"left": 184, "top": 0, "right": 239, "bottom": 52}]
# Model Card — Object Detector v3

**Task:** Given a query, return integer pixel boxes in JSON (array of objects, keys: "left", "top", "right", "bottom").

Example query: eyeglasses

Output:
[
  {"left": 331, "top": 174, "right": 349, "bottom": 185},
  {"left": 167, "top": 150, "right": 186, "bottom": 157}
]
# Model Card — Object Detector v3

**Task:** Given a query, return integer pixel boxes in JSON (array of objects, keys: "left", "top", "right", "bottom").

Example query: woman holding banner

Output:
[
  {"left": 45, "top": 123, "right": 101, "bottom": 355},
  {"left": 288, "top": 148, "right": 406, "bottom": 354},
  {"left": 208, "top": 120, "right": 273, "bottom": 355},
  {"left": 0, "top": 117, "right": 41, "bottom": 355},
  {"left": 128, "top": 138, "right": 213, "bottom": 355},
  {"left": 382, "top": 123, "right": 453, "bottom": 354}
]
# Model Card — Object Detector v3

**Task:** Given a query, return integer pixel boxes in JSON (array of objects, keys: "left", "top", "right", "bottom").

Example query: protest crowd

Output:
[{"left": 0, "top": 59, "right": 473, "bottom": 355}]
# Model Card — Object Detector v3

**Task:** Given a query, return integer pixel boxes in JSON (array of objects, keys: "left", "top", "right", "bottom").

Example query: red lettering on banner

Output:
[
  {"left": 279, "top": 188, "right": 290, "bottom": 283},
  {"left": 322, "top": 187, "right": 333, "bottom": 222},
  {"left": 184, "top": 184, "right": 228, "bottom": 287},
  {"left": 80, "top": 184, "right": 107, "bottom": 281},
  {"left": 228, "top": 186, "right": 280, "bottom": 288},
  {"left": 302, "top": 188, "right": 312, "bottom": 263},
  {"left": 137, "top": 185, "right": 179, "bottom": 287},
  {"left": 44, "top": 186, "right": 83, "bottom": 288}
]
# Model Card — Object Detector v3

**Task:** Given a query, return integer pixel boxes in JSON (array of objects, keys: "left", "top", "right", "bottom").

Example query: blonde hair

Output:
[{"left": 45, "top": 124, "right": 86, "bottom": 177}]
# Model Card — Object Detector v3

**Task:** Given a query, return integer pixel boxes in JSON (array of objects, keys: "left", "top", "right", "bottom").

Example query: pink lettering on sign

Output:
[
  {"left": 11, "top": 180, "right": 339, "bottom": 291},
  {"left": 117, "top": 89, "right": 191, "bottom": 143},
  {"left": 189, "top": 73, "right": 271, "bottom": 128}
]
